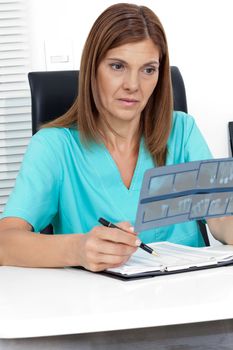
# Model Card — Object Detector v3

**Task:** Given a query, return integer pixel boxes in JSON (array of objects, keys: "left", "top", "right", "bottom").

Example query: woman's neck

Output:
[{"left": 99, "top": 119, "right": 141, "bottom": 154}]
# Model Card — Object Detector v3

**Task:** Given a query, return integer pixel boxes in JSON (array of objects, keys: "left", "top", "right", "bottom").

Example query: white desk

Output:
[{"left": 1, "top": 249, "right": 233, "bottom": 349}]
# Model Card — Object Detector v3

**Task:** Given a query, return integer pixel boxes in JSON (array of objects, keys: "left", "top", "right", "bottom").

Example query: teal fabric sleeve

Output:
[
  {"left": 2, "top": 129, "right": 62, "bottom": 232},
  {"left": 167, "top": 112, "right": 212, "bottom": 164}
]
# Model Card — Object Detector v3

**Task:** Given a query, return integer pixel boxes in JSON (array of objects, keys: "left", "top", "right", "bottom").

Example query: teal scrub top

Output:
[{"left": 1, "top": 112, "right": 212, "bottom": 247}]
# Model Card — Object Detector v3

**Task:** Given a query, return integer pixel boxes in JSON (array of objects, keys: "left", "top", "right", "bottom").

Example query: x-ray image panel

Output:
[
  {"left": 189, "top": 195, "right": 210, "bottom": 219},
  {"left": 216, "top": 161, "right": 233, "bottom": 186},
  {"left": 226, "top": 196, "right": 233, "bottom": 214},
  {"left": 143, "top": 202, "right": 168, "bottom": 222},
  {"left": 148, "top": 174, "right": 174, "bottom": 196},
  {"left": 207, "top": 193, "right": 229, "bottom": 216},
  {"left": 167, "top": 196, "right": 192, "bottom": 217},
  {"left": 197, "top": 162, "right": 218, "bottom": 188},
  {"left": 173, "top": 171, "right": 198, "bottom": 191}
]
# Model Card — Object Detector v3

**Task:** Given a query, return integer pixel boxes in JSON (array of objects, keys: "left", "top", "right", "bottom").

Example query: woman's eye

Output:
[
  {"left": 144, "top": 67, "right": 157, "bottom": 75},
  {"left": 111, "top": 63, "right": 124, "bottom": 71}
]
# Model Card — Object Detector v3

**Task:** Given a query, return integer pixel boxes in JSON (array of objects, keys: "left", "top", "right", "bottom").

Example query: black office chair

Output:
[
  {"left": 28, "top": 67, "right": 209, "bottom": 245},
  {"left": 228, "top": 122, "right": 233, "bottom": 156}
]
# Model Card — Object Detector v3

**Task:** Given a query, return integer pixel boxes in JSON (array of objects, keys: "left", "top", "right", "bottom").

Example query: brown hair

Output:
[{"left": 44, "top": 3, "right": 173, "bottom": 166}]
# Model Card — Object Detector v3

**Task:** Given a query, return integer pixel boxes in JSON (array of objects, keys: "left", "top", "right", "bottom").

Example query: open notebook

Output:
[{"left": 104, "top": 242, "right": 233, "bottom": 280}]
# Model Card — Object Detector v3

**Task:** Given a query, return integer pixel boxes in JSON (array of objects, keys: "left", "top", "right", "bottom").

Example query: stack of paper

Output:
[{"left": 106, "top": 242, "right": 233, "bottom": 279}]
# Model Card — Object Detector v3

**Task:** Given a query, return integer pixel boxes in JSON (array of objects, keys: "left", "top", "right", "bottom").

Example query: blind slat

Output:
[
  {"left": 0, "top": 171, "right": 19, "bottom": 180},
  {"left": 0, "top": 137, "right": 30, "bottom": 148},
  {"left": 0, "top": 153, "right": 24, "bottom": 164},
  {"left": 0, "top": 34, "right": 27, "bottom": 44},
  {"left": 0, "top": 145, "right": 27, "bottom": 156},
  {"left": 0, "top": 129, "right": 31, "bottom": 138},
  {"left": 0, "top": 90, "right": 30, "bottom": 98},
  {"left": 0, "top": 65, "right": 28, "bottom": 74},
  {"left": 0, "top": 82, "right": 29, "bottom": 91},
  {"left": 0, "top": 121, "right": 31, "bottom": 131},
  {"left": 0, "top": 116, "right": 31, "bottom": 125},
  {"left": 0, "top": 50, "right": 28, "bottom": 60},
  {"left": 0, "top": 58, "right": 29, "bottom": 67},
  {"left": 0, "top": 27, "right": 26, "bottom": 35},
  {"left": 0, "top": 74, "right": 27, "bottom": 83},
  {"left": 0, "top": 198, "right": 11, "bottom": 207},
  {"left": 0, "top": 188, "right": 12, "bottom": 198},
  {"left": 0, "top": 106, "right": 30, "bottom": 115},
  {"left": 1, "top": 179, "right": 16, "bottom": 188},
  {"left": 0, "top": 97, "right": 30, "bottom": 107},
  {"left": 0, "top": 162, "right": 21, "bottom": 173},
  {"left": 0, "top": 43, "right": 27, "bottom": 51}
]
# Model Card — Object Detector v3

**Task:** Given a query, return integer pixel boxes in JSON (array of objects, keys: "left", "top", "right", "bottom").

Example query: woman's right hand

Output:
[{"left": 74, "top": 222, "right": 140, "bottom": 272}]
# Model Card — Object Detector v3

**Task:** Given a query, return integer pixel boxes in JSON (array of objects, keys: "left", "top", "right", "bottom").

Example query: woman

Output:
[{"left": 0, "top": 3, "right": 231, "bottom": 271}]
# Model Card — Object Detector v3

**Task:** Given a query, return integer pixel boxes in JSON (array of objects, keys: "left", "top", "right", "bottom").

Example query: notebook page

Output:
[
  {"left": 151, "top": 243, "right": 217, "bottom": 271},
  {"left": 108, "top": 250, "right": 164, "bottom": 275},
  {"left": 107, "top": 242, "right": 233, "bottom": 276}
]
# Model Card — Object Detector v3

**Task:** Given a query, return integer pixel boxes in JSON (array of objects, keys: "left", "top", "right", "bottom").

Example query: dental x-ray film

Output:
[{"left": 135, "top": 158, "right": 233, "bottom": 232}]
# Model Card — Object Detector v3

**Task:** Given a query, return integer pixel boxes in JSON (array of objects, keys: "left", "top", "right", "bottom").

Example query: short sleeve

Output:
[
  {"left": 184, "top": 115, "right": 212, "bottom": 162},
  {"left": 167, "top": 112, "right": 213, "bottom": 165},
  {"left": 1, "top": 129, "right": 62, "bottom": 232}
]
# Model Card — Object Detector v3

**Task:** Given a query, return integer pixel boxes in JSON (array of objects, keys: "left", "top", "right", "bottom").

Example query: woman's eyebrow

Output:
[
  {"left": 106, "top": 58, "right": 127, "bottom": 63},
  {"left": 106, "top": 58, "right": 159, "bottom": 66},
  {"left": 142, "top": 60, "right": 159, "bottom": 66}
]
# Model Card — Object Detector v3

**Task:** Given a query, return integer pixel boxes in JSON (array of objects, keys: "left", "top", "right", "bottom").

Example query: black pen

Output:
[{"left": 98, "top": 217, "right": 159, "bottom": 257}]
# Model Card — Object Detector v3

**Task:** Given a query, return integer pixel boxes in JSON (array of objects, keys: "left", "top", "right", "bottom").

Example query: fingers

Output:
[
  {"left": 95, "top": 226, "right": 140, "bottom": 248},
  {"left": 116, "top": 221, "right": 136, "bottom": 234},
  {"left": 85, "top": 253, "right": 130, "bottom": 272},
  {"left": 85, "top": 227, "right": 138, "bottom": 256},
  {"left": 95, "top": 239, "right": 137, "bottom": 256},
  {"left": 79, "top": 222, "right": 140, "bottom": 272}
]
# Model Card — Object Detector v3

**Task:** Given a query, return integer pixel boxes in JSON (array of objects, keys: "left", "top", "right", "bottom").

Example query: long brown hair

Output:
[{"left": 44, "top": 3, "right": 173, "bottom": 166}]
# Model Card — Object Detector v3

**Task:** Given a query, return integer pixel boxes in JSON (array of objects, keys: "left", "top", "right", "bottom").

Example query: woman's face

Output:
[{"left": 96, "top": 39, "right": 160, "bottom": 126}]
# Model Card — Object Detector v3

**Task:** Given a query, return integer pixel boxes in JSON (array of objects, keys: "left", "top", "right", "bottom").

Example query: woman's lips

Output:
[{"left": 118, "top": 98, "right": 139, "bottom": 106}]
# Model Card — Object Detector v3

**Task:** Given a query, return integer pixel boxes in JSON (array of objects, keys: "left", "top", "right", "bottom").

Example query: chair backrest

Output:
[
  {"left": 28, "top": 67, "right": 209, "bottom": 245},
  {"left": 28, "top": 70, "right": 79, "bottom": 134},
  {"left": 228, "top": 122, "right": 233, "bottom": 156}
]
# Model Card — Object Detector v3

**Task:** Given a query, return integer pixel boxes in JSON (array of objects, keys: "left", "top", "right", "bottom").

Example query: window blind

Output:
[{"left": 0, "top": 0, "right": 31, "bottom": 213}]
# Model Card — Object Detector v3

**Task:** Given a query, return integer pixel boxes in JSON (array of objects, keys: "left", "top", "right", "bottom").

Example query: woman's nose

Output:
[{"left": 122, "top": 71, "right": 139, "bottom": 92}]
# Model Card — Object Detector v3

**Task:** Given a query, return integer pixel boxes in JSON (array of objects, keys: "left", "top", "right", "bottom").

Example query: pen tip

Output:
[{"left": 152, "top": 251, "right": 159, "bottom": 257}]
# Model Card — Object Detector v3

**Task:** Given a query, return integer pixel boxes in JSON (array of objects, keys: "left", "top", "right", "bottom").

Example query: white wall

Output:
[{"left": 27, "top": 0, "right": 233, "bottom": 158}]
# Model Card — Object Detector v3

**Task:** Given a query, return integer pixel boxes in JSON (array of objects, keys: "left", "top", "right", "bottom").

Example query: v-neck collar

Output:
[
  {"left": 70, "top": 129, "right": 154, "bottom": 222},
  {"left": 94, "top": 137, "right": 145, "bottom": 193},
  {"left": 70, "top": 130, "right": 151, "bottom": 197}
]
